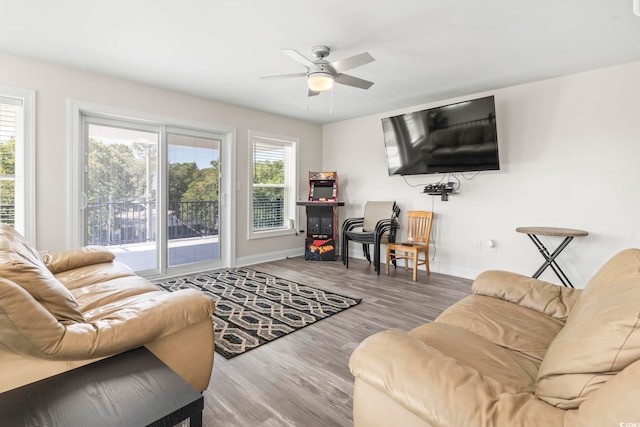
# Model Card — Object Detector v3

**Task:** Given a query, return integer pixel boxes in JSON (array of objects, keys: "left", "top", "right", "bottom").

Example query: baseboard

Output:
[
  {"left": 348, "top": 252, "right": 481, "bottom": 281},
  {"left": 428, "top": 261, "right": 481, "bottom": 281},
  {"left": 236, "top": 247, "right": 305, "bottom": 267},
  {"left": 237, "top": 249, "right": 482, "bottom": 281}
]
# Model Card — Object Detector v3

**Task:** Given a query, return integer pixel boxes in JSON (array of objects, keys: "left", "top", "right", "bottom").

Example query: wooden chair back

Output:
[{"left": 404, "top": 211, "right": 433, "bottom": 245}]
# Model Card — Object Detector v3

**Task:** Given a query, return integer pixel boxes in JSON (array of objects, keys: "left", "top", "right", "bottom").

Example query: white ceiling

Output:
[{"left": 2, "top": 0, "right": 639, "bottom": 124}]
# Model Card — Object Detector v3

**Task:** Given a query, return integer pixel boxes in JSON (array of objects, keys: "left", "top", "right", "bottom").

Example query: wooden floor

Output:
[{"left": 201, "top": 256, "right": 472, "bottom": 427}]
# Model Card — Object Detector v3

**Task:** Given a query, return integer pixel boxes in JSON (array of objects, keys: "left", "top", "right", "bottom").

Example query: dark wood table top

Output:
[
  {"left": 516, "top": 226, "right": 589, "bottom": 237},
  {"left": 0, "top": 347, "right": 203, "bottom": 427}
]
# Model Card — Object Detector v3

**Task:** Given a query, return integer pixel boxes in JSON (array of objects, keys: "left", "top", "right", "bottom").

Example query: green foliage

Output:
[
  {"left": 251, "top": 159, "right": 286, "bottom": 229},
  {"left": 171, "top": 161, "right": 219, "bottom": 231},
  {"left": 180, "top": 160, "right": 219, "bottom": 202},
  {"left": 87, "top": 138, "right": 222, "bottom": 205},
  {"left": 253, "top": 159, "right": 285, "bottom": 203},
  {"left": 0, "top": 137, "right": 15, "bottom": 175},
  {"left": 253, "top": 160, "right": 284, "bottom": 185},
  {"left": 87, "top": 138, "right": 156, "bottom": 203},
  {"left": 168, "top": 162, "right": 198, "bottom": 203}
]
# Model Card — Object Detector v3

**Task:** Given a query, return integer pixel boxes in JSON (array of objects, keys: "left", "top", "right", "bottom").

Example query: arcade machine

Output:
[{"left": 296, "top": 171, "right": 344, "bottom": 260}]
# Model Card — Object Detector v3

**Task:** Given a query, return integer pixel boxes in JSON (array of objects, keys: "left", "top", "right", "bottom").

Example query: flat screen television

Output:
[{"left": 381, "top": 95, "right": 500, "bottom": 175}]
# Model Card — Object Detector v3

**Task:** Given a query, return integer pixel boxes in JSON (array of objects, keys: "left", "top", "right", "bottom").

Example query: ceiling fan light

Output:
[{"left": 308, "top": 72, "right": 334, "bottom": 92}]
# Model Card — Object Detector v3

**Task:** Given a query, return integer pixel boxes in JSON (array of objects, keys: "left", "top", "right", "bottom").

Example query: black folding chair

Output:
[{"left": 342, "top": 201, "right": 400, "bottom": 274}]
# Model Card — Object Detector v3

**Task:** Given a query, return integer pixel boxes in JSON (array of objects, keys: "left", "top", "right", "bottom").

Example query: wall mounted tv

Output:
[{"left": 382, "top": 95, "right": 500, "bottom": 175}]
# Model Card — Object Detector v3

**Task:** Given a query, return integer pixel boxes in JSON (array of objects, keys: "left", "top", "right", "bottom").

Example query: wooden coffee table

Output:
[{"left": 0, "top": 346, "right": 204, "bottom": 427}]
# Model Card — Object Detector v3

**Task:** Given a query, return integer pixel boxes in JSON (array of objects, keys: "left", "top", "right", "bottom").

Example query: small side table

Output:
[
  {"left": 0, "top": 347, "right": 204, "bottom": 427},
  {"left": 516, "top": 226, "right": 588, "bottom": 288}
]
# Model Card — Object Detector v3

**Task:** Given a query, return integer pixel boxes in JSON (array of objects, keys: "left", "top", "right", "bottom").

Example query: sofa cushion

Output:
[
  {"left": 43, "top": 246, "right": 115, "bottom": 274},
  {"left": 0, "top": 225, "right": 84, "bottom": 323},
  {"left": 71, "top": 275, "right": 163, "bottom": 312},
  {"left": 535, "top": 248, "right": 640, "bottom": 409},
  {"left": 350, "top": 327, "right": 566, "bottom": 427},
  {"left": 472, "top": 270, "right": 581, "bottom": 321},
  {"left": 55, "top": 261, "right": 136, "bottom": 290},
  {"left": 409, "top": 322, "right": 540, "bottom": 392},
  {"left": 436, "top": 294, "right": 565, "bottom": 362}
]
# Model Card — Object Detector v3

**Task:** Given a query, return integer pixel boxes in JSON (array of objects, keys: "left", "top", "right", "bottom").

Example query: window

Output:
[
  {"left": 0, "top": 87, "right": 35, "bottom": 242},
  {"left": 249, "top": 130, "right": 297, "bottom": 239},
  {"left": 70, "top": 100, "right": 235, "bottom": 275}
]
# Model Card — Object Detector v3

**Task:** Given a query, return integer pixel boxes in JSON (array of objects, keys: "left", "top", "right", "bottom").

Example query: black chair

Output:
[{"left": 342, "top": 201, "right": 401, "bottom": 274}]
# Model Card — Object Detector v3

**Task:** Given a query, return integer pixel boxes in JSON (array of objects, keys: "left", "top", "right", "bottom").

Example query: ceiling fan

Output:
[{"left": 261, "top": 45, "right": 375, "bottom": 97}]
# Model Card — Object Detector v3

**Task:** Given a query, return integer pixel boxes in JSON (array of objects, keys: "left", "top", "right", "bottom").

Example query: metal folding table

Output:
[{"left": 516, "top": 226, "right": 588, "bottom": 288}]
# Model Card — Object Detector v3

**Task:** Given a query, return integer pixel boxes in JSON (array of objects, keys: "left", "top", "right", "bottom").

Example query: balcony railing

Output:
[
  {"left": 252, "top": 198, "right": 284, "bottom": 230},
  {"left": 0, "top": 177, "right": 15, "bottom": 226},
  {"left": 87, "top": 198, "right": 285, "bottom": 246},
  {"left": 0, "top": 204, "right": 14, "bottom": 225},
  {"left": 86, "top": 200, "right": 218, "bottom": 246}
]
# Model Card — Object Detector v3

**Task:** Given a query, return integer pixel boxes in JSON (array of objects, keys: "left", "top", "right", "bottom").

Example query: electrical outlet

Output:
[{"left": 487, "top": 239, "right": 497, "bottom": 253}]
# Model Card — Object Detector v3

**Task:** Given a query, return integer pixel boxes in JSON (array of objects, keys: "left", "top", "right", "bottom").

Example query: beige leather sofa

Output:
[
  {"left": 0, "top": 224, "right": 215, "bottom": 393},
  {"left": 350, "top": 248, "right": 640, "bottom": 426}
]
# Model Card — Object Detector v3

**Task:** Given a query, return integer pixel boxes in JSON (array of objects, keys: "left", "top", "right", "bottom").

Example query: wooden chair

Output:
[{"left": 386, "top": 211, "right": 433, "bottom": 281}]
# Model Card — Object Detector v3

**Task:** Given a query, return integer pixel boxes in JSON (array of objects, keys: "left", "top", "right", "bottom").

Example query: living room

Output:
[{"left": 1, "top": 1, "right": 640, "bottom": 426}]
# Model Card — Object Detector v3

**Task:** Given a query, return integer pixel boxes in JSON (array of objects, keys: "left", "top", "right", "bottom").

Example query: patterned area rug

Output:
[{"left": 154, "top": 268, "right": 361, "bottom": 359}]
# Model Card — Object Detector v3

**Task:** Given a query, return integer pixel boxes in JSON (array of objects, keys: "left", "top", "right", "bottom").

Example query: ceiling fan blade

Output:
[
  {"left": 308, "top": 88, "right": 320, "bottom": 97},
  {"left": 282, "top": 49, "right": 319, "bottom": 70},
  {"left": 334, "top": 73, "right": 374, "bottom": 90},
  {"left": 329, "top": 52, "right": 375, "bottom": 74},
  {"left": 261, "top": 72, "right": 307, "bottom": 80}
]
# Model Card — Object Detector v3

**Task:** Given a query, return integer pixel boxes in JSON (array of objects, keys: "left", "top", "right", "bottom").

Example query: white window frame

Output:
[
  {"left": 0, "top": 86, "right": 36, "bottom": 244},
  {"left": 248, "top": 130, "right": 298, "bottom": 240}
]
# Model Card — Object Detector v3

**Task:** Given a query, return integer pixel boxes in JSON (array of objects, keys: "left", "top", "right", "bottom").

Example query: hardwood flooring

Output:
[{"left": 201, "top": 256, "right": 472, "bottom": 427}]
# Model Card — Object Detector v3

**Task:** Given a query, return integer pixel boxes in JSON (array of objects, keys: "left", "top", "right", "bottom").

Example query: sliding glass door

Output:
[
  {"left": 85, "top": 121, "right": 160, "bottom": 272},
  {"left": 81, "top": 117, "right": 222, "bottom": 275},
  {"left": 167, "top": 130, "right": 220, "bottom": 268}
]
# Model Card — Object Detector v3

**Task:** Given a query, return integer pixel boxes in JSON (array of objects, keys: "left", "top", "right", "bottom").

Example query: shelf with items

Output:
[{"left": 423, "top": 182, "right": 455, "bottom": 201}]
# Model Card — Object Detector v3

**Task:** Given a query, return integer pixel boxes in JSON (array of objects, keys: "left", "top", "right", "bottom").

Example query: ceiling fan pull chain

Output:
[{"left": 330, "top": 87, "right": 334, "bottom": 115}]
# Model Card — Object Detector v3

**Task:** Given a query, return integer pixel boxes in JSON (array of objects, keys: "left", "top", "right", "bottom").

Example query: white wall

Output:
[
  {"left": 3, "top": 50, "right": 638, "bottom": 283},
  {"left": 0, "top": 51, "right": 320, "bottom": 263},
  {"left": 323, "top": 60, "right": 640, "bottom": 288}
]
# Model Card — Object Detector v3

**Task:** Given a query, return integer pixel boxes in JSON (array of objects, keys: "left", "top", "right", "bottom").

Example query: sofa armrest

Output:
[
  {"left": 43, "top": 247, "right": 116, "bottom": 274},
  {"left": 350, "top": 330, "right": 563, "bottom": 427},
  {"left": 472, "top": 270, "right": 581, "bottom": 321},
  {"left": 3, "top": 287, "right": 214, "bottom": 361},
  {"left": 58, "top": 289, "right": 214, "bottom": 359},
  {"left": 562, "top": 359, "right": 640, "bottom": 427}
]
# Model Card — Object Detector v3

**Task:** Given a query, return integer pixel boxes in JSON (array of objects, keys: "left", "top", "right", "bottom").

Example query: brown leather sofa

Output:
[
  {"left": 0, "top": 224, "right": 215, "bottom": 393},
  {"left": 350, "top": 248, "right": 640, "bottom": 426}
]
